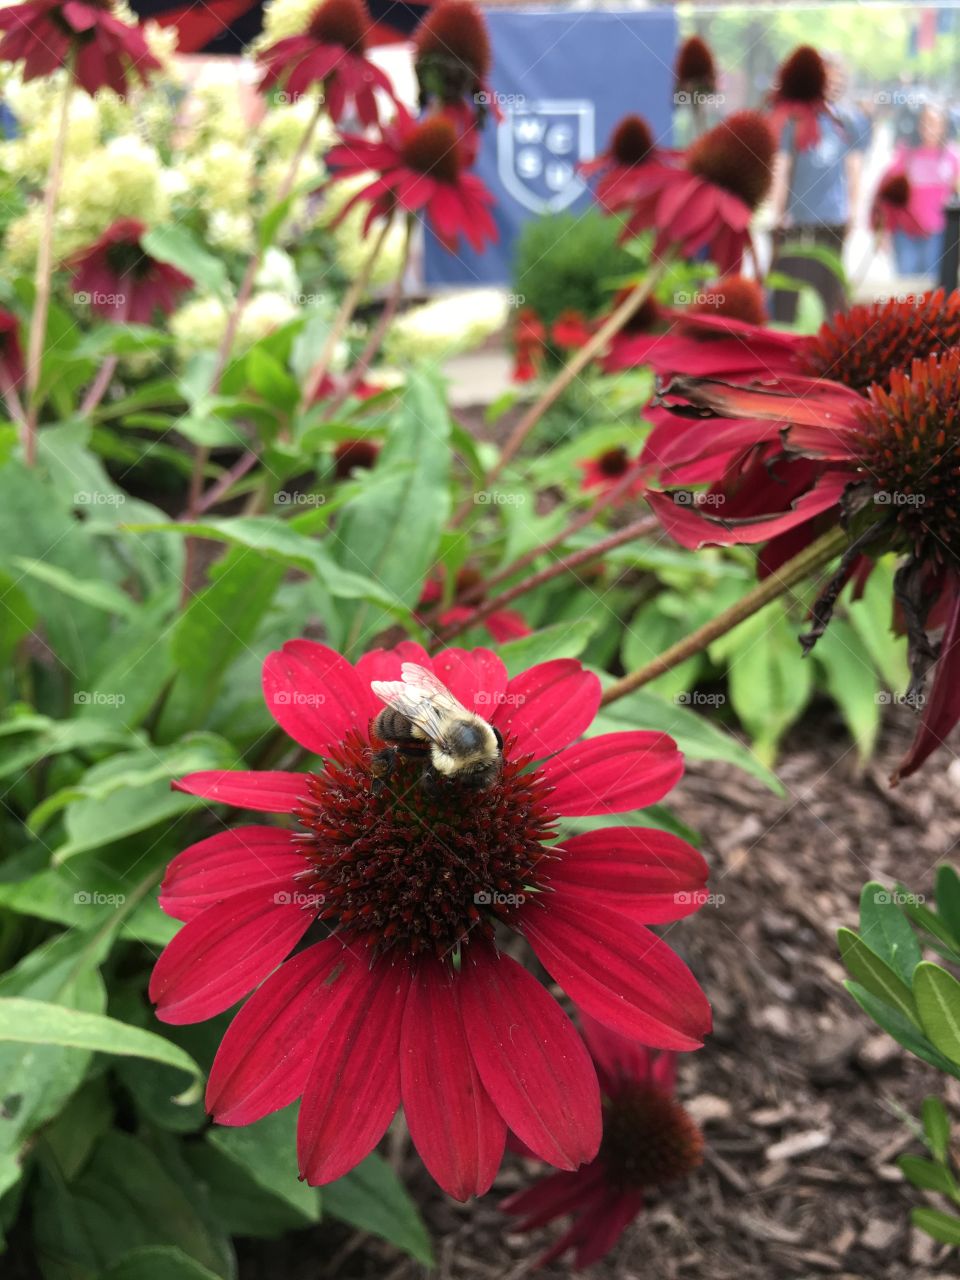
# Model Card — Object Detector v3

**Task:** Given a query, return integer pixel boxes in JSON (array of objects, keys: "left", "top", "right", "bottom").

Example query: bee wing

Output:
[{"left": 370, "top": 664, "right": 473, "bottom": 748}]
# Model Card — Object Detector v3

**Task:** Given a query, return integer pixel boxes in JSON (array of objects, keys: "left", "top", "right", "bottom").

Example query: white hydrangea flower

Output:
[
  {"left": 207, "top": 209, "right": 256, "bottom": 255},
  {"left": 236, "top": 290, "right": 300, "bottom": 349},
  {"left": 254, "top": 0, "right": 321, "bottom": 50},
  {"left": 181, "top": 140, "right": 255, "bottom": 214},
  {"left": 1, "top": 93, "right": 100, "bottom": 183},
  {"left": 259, "top": 99, "right": 335, "bottom": 159},
  {"left": 170, "top": 296, "right": 231, "bottom": 358},
  {"left": 319, "top": 174, "right": 406, "bottom": 289},
  {"left": 383, "top": 290, "right": 510, "bottom": 365},
  {"left": 58, "top": 135, "right": 171, "bottom": 241}
]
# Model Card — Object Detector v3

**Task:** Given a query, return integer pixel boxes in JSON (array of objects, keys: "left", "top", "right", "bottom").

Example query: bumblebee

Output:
[{"left": 370, "top": 663, "right": 504, "bottom": 793}]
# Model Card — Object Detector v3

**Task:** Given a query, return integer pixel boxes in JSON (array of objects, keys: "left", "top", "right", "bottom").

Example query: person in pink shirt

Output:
[{"left": 889, "top": 103, "right": 960, "bottom": 276}]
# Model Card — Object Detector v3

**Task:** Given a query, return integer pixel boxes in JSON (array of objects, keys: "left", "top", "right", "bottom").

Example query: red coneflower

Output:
[
  {"left": 641, "top": 288, "right": 960, "bottom": 490},
  {"left": 675, "top": 33, "right": 717, "bottom": 98},
  {"left": 579, "top": 447, "right": 646, "bottom": 503},
  {"left": 769, "top": 44, "right": 832, "bottom": 151},
  {"left": 512, "top": 307, "right": 547, "bottom": 382},
  {"left": 0, "top": 0, "right": 159, "bottom": 97},
  {"left": 615, "top": 112, "right": 776, "bottom": 274},
  {"left": 150, "top": 642, "right": 711, "bottom": 1198},
  {"left": 325, "top": 107, "right": 497, "bottom": 253},
  {"left": 0, "top": 310, "right": 25, "bottom": 392},
  {"left": 68, "top": 219, "right": 193, "bottom": 324},
  {"left": 418, "top": 568, "right": 532, "bottom": 643},
  {"left": 503, "top": 1013, "right": 703, "bottom": 1268},
  {"left": 871, "top": 170, "right": 925, "bottom": 237},
  {"left": 647, "top": 347, "right": 960, "bottom": 781},
  {"left": 257, "top": 0, "right": 396, "bottom": 126},
  {"left": 414, "top": 0, "right": 492, "bottom": 108},
  {"left": 551, "top": 308, "right": 595, "bottom": 350},
  {"left": 581, "top": 114, "right": 675, "bottom": 211}
]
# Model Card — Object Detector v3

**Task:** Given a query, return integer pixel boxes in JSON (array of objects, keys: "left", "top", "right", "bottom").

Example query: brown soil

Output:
[{"left": 239, "top": 710, "right": 960, "bottom": 1280}]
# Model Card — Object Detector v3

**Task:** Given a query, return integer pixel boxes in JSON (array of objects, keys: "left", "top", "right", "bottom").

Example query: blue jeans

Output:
[{"left": 892, "top": 230, "right": 943, "bottom": 277}]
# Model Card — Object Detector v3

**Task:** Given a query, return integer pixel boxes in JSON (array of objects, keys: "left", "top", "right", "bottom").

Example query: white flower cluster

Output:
[{"left": 382, "top": 290, "right": 510, "bottom": 366}]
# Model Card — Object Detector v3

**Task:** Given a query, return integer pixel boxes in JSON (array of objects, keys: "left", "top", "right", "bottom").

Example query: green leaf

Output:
[
  {"left": 858, "top": 881, "right": 922, "bottom": 985},
  {"left": 813, "top": 618, "right": 881, "bottom": 761},
  {"left": 334, "top": 368, "right": 451, "bottom": 650},
  {"left": 325, "top": 1153, "right": 433, "bottom": 1265},
  {"left": 246, "top": 347, "right": 299, "bottom": 414},
  {"left": 142, "top": 226, "right": 228, "bottom": 298},
  {"left": 592, "top": 685, "right": 783, "bottom": 794},
  {"left": 844, "top": 981, "right": 960, "bottom": 1080},
  {"left": 914, "top": 963, "right": 960, "bottom": 1064},
  {"left": 899, "top": 1155, "right": 960, "bottom": 1198},
  {"left": 101, "top": 1246, "right": 224, "bottom": 1280},
  {"left": 724, "top": 602, "right": 813, "bottom": 765},
  {"left": 205, "top": 1106, "right": 320, "bottom": 1225},
  {"left": 258, "top": 193, "right": 296, "bottom": 253},
  {"left": 936, "top": 866, "right": 960, "bottom": 948},
  {"left": 837, "top": 928, "right": 919, "bottom": 1026},
  {"left": 498, "top": 619, "right": 597, "bottom": 675},
  {"left": 848, "top": 555, "right": 909, "bottom": 691},
  {"left": 924, "top": 1097, "right": 952, "bottom": 1163},
  {"left": 0, "top": 1000, "right": 201, "bottom": 1099},
  {"left": 12, "top": 557, "right": 140, "bottom": 619},
  {"left": 912, "top": 1206, "right": 960, "bottom": 1246}
]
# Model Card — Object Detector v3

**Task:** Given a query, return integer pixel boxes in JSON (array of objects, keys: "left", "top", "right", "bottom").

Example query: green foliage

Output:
[{"left": 512, "top": 209, "right": 635, "bottom": 330}]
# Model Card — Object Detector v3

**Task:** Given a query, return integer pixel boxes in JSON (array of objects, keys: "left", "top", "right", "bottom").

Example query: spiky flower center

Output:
[
  {"left": 597, "top": 447, "right": 631, "bottom": 478},
  {"left": 601, "top": 1083, "right": 704, "bottom": 1192},
  {"left": 776, "top": 45, "right": 827, "bottom": 103},
  {"left": 801, "top": 289, "right": 960, "bottom": 393},
  {"left": 308, "top": 0, "right": 368, "bottom": 51},
  {"left": 686, "top": 111, "right": 775, "bottom": 210},
  {"left": 675, "top": 35, "right": 716, "bottom": 90},
  {"left": 294, "top": 730, "right": 558, "bottom": 958},
  {"left": 401, "top": 116, "right": 462, "bottom": 183},
  {"left": 852, "top": 352, "right": 960, "bottom": 550},
  {"left": 688, "top": 276, "right": 767, "bottom": 327},
  {"left": 333, "top": 438, "right": 379, "bottom": 478},
  {"left": 104, "top": 240, "right": 153, "bottom": 281},
  {"left": 877, "top": 173, "right": 910, "bottom": 209},
  {"left": 415, "top": 0, "right": 491, "bottom": 81},
  {"left": 610, "top": 114, "right": 654, "bottom": 167}
]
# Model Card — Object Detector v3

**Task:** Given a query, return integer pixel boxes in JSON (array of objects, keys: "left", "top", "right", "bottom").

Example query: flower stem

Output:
[
  {"left": 79, "top": 354, "right": 118, "bottom": 417},
  {"left": 434, "top": 513, "right": 660, "bottom": 645},
  {"left": 321, "top": 216, "right": 412, "bottom": 418},
  {"left": 451, "top": 256, "right": 671, "bottom": 525},
  {"left": 599, "top": 523, "right": 851, "bottom": 707},
  {"left": 300, "top": 217, "right": 392, "bottom": 409},
  {"left": 23, "top": 73, "right": 73, "bottom": 465}
]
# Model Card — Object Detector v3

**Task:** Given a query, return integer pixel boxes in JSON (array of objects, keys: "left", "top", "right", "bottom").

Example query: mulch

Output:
[{"left": 239, "top": 706, "right": 960, "bottom": 1280}]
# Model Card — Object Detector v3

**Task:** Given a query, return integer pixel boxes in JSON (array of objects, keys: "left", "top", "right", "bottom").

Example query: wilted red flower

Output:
[
  {"left": 769, "top": 45, "right": 831, "bottom": 150},
  {"left": 414, "top": 0, "right": 492, "bottom": 109},
  {"left": 616, "top": 111, "right": 776, "bottom": 274},
  {"left": 581, "top": 114, "right": 675, "bottom": 211},
  {"left": 675, "top": 33, "right": 717, "bottom": 96},
  {"left": 871, "top": 170, "right": 925, "bottom": 237},
  {"left": 68, "top": 218, "right": 193, "bottom": 324},
  {"left": 0, "top": 0, "right": 159, "bottom": 96},
  {"left": 419, "top": 568, "right": 531, "bottom": 643},
  {"left": 512, "top": 306, "right": 547, "bottom": 382},
  {"left": 333, "top": 437, "right": 380, "bottom": 477},
  {"left": 580, "top": 447, "right": 645, "bottom": 503},
  {"left": 326, "top": 107, "right": 497, "bottom": 253},
  {"left": 503, "top": 1014, "right": 703, "bottom": 1268},
  {"left": 648, "top": 347, "right": 960, "bottom": 781},
  {"left": 150, "top": 641, "right": 711, "bottom": 1197},
  {"left": 0, "top": 310, "right": 25, "bottom": 391},
  {"left": 257, "top": 0, "right": 396, "bottom": 125}
]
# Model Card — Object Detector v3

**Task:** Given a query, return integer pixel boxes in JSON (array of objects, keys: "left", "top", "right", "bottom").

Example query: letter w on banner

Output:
[{"left": 424, "top": 7, "right": 677, "bottom": 286}]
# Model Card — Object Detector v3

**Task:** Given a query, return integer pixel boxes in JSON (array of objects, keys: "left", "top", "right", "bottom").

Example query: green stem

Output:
[{"left": 599, "top": 523, "right": 850, "bottom": 706}]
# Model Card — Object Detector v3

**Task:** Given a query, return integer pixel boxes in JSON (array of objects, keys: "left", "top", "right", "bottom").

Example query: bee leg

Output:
[
  {"left": 419, "top": 765, "right": 441, "bottom": 797},
  {"left": 371, "top": 747, "right": 397, "bottom": 796}
]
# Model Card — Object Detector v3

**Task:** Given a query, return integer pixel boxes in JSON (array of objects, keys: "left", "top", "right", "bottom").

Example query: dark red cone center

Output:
[
  {"left": 601, "top": 1083, "right": 704, "bottom": 1192},
  {"left": 401, "top": 116, "right": 462, "bottom": 183},
  {"left": 308, "top": 0, "right": 369, "bottom": 51},
  {"left": 776, "top": 45, "right": 827, "bottom": 103},
  {"left": 610, "top": 114, "right": 654, "bottom": 167},
  {"left": 686, "top": 111, "right": 775, "bottom": 210},
  {"left": 597, "top": 447, "right": 631, "bottom": 478},
  {"left": 414, "top": 0, "right": 491, "bottom": 81}
]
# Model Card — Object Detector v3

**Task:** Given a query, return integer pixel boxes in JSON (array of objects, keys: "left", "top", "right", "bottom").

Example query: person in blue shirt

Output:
[{"left": 769, "top": 56, "right": 871, "bottom": 322}]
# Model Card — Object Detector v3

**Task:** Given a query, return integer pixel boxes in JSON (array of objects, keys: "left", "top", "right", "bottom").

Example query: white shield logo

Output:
[{"left": 497, "top": 100, "right": 596, "bottom": 215}]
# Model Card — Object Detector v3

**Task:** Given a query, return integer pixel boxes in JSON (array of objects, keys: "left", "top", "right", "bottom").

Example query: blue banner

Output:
[{"left": 424, "top": 7, "right": 677, "bottom": 287}]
